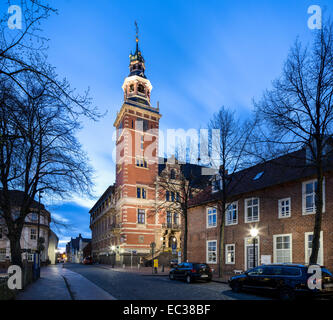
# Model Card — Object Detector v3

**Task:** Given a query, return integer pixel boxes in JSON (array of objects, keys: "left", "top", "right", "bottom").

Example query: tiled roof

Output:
[
  {"left": 189, "top": 148, "right": 332, "bottom": 207},
  {"left": 0, "top": 189, "right": 46, "bottom": 210}
]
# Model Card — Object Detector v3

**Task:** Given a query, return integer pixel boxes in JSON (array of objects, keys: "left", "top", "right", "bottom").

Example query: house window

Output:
[
  {"left": 137, "top": 209, "right": 145, "bottom": 224},
  {"left": 138, "top": 235, "right": 144, "bottom": 243},
  {"left": 278, "top": 198, "right": 291, "bottom": 218},
  {"left": 226, "top": 202, "right": 238, "bottom": 225},
  {"left": 302, "top": 179, "right": 325, "bottom": 215},
  {"left": 166, "top": 191, "right": 170, "bottom": 201},
  {"left": 141, "top": 135, "right": 144, "bottom": 150},
  {"left": 176, "top": 192, "right": 180, "bottom": 202},
  {"left": 305, "top": 231, "right": 323, "bottom": 266},
  {"left": 245, "top": 198, "right": 259, "bottom": 223},
  {"left": 174, "top": 213, "right": 179, "bottom": 226},
  {"left": 207, "top": 240, "right": 217, "bottom": 264},
  {"left": 273, "top": 234, "right": 292, "bottom": 263},
  {"left": 30, "top": 212, "right": 38, "bottom": 221},
  {"left": 0, "top": 248, "right": 6, "bottom": 261},
  {"left": 212, "top": 175, "right": 222, "bottom": 193},
  {"left": 166, "top": 212, "right": 172, "bottom": 227},
  {"left": 225, "top": 244, "right": 235, "bottom": 264},
  {"left": 171, "top": 192, "right": 175, "bottom": 202},
  {"left": 137, "top": 187, "right": 146, "bottom": 199},
  {"left": 207, "top": 208, "right": 217, "bottom": 228},
  {"left": 136, "top": 157, "right": 148, "bottom": 168},
  {"left": 30, "top": 228, "right": 37, "bottom": 240}
]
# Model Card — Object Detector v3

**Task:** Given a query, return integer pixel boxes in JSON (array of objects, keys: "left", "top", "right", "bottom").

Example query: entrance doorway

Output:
[{"left": 245, "top": 237, "right": 259, "bottom": 270}]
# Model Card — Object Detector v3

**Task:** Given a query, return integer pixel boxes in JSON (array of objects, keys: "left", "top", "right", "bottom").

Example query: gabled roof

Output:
[
  {"left": 189, "top": 148, "right": 333, "bottom": 207},
  {"left": 0, "top": 189, "right": 46, "bottom": 210}
]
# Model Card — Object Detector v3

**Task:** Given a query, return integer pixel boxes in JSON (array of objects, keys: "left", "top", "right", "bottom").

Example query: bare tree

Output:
[
  {"left": 254, "top": 21, "right": 333, "bottom": 265},
  {"left": 0, "top": 75, "right": 96, "bottom": 266},
  {"left": 206, "top": 106, "right": 256, "bottom": 277},
  {"left": 157, "top": 155, "right": 208, "bottom": 262}
]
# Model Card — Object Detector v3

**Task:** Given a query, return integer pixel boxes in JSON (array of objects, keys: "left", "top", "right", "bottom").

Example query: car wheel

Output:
[
  {"left": 186, "top": 275, "right": 192, "bottom": 284},
  {"left": 169, "top": 273, "right": 175, "bottom": 280},
  {"left": 278, "top": 287, "right": 295, "bottom": 301},
  {"left": 231, "top": 281, "right": 242, "bottom": 293}
]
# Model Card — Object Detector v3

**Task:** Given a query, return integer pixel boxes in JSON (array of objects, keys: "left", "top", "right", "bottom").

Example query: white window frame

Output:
[
  {"left": 206, "top": 207, "right": 217, "bottom": 228},
  {"left": 273, "top": 234, "right": 292, "bottom": 264},
  {"left": 206, "top": 240, "right": 217, "bottom": 264},
  {"left": 302, "top": 178, "right": 325, "bottom": 215},
  {"left": 278, "top": 197, "right": 291, "bottom": 218},
  {"left": 244, "top": 197, "right": 260, "bottom": 223},
  {"left": 225, "top": 244, "right": 235, "bottom": 264},
  {"left": 226, "top": 202, "right": 238, "bottom": 226},
  {"left": 212, "top": 175, "right": 222, "bottom": 193},
  {"left": 30, "top": 228, "right": 37, "bottom": 240},
  {"left": 305, "top": 231, "right": 324, "bottom": 266}
]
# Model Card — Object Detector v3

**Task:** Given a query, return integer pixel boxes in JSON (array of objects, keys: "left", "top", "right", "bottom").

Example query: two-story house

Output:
[{"left": 187, "top": 148, "right": 333, "bottom": 281}]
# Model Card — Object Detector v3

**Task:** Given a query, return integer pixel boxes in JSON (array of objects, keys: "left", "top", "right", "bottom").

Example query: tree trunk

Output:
[
  {"left": 309, "top": 165, "right": 323, "bottom": 265},
  {"left": 9, "top": 234, "right": 23, "bottom": 267},
  {"left": 183, "top": 212, "right": 188, "bottom": 262},
  {"left": 218, "top": 209, "right": 225, "bottom": 278}
]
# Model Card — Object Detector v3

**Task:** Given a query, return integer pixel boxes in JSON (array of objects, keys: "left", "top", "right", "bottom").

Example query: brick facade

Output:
[{"left": 188, "top": 172, "right": 333, "bottom": 281}]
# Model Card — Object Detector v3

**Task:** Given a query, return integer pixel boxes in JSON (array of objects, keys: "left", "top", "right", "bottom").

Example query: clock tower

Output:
[{"left": 113, "top": 23, "right": 162, "bottom": 256}]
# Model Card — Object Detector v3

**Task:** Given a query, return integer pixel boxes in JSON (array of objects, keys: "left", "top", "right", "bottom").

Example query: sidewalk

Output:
[{"left": 16, "top": 264, "right": 116, "bottom": 300}]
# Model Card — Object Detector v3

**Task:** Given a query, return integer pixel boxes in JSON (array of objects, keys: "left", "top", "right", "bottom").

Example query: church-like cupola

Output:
[{"left": 122, "top": 22, "right": 153, "bottom": 106}]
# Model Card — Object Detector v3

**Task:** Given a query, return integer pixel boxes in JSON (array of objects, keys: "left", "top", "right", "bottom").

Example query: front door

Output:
[{"left": 245, "top": 237, "right": 259, "bottom": 270}]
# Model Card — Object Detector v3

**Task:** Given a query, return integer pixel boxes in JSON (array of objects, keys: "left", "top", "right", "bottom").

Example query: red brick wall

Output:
[{"left": 188, "top": 173, "right": 333, "bottom": 280}]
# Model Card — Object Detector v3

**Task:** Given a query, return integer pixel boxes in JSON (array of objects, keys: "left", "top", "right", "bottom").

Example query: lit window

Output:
[
  {"left": 225, "top": 244, "right": 235, "bottom": 264},
  {"left": 274, "top": 234, "right": 292, "bottom": 263}
]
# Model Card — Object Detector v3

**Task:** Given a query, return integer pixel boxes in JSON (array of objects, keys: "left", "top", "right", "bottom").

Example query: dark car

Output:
[
  {"left": 229, "top": 264, "right": 333, "bottom": 300},
  {"left": 169, "top": 262, "right": 213, "bottom": 283},
  {"left": 82, "top": 256, "right": 93, "bottom": 265},
  {"left": 169, "top": 259, "right": 178, "bottom": 268}
]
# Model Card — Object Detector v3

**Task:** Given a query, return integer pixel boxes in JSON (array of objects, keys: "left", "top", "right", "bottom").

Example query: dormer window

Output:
[
  {"left": 212, "top": 175, "right": 222, "bottom": 193},
  {"left": 253, "top": 171, "right": 264, "bottom": 180}
]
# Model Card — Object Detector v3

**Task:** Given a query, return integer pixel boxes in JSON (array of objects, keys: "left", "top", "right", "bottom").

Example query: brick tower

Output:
[{"left": 113, "top": 24, "right": 162, "bottom": 260}]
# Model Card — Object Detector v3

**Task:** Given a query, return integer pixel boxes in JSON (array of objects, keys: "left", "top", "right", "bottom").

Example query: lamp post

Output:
[{"left": 250, "top": 228, "right": 258, "bottom": 268}]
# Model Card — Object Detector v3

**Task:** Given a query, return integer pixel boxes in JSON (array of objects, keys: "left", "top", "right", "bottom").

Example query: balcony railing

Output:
[{"left": 162, "top": 223, "right": 181, "bottom": 230}]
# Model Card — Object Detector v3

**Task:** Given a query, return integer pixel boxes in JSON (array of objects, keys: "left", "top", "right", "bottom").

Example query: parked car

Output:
[
  {"left": 169, "top": 259, "right": 178, "bottom": 268},
  {"left": 229, "top": 264, "right": 333, "bottom": 300},
  {"left": 82, "top": 256, "right": 93, "bottom": 265},
  {"left": 169, "top": 262, "right": 213, "bottom": 283}
]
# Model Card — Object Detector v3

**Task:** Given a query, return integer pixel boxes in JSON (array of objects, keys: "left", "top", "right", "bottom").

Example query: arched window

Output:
[
  {"left": 138, "top": 83, "right": 145, "bottom": 93},
  {"left": 129, "top": 84, "right": 134, "bottom": 92},
  {"left": 170, "top": 169, "right": 176, "bottom": 179}
]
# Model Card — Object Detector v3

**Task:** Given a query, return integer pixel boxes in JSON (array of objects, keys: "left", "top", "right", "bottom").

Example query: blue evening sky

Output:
[{"left": 3, "top": 1, "right": 333, "bottom": 250}]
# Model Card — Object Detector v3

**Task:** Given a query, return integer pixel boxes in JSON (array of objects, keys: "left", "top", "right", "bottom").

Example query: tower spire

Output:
[{"left": 135, "top": 20, "right": 139, "bottom": 54}]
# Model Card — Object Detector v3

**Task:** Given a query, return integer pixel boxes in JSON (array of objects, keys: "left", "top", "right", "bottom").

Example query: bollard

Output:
[{"left": 138, "top": 264, "right": 140, "bottom": 270}]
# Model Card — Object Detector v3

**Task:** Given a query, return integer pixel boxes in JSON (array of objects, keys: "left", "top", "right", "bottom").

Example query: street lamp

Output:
[{"left": 250, "top": 228, "right": 258, "bottom": 268}]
